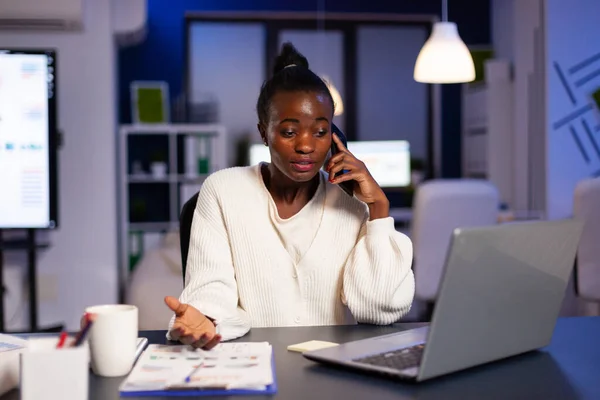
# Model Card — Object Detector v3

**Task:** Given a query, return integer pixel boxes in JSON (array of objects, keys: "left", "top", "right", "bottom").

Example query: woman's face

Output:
[{"left": 260, "top": 90, "right": 334, "bottom": 183}]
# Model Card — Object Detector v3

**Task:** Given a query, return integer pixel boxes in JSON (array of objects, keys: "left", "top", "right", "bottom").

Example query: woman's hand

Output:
[
  {"left": 327, "top": 133, "right": 390, "bottom": 220},
  {"left": 165, "top": 296, "right": 222, "bottom": 350}
]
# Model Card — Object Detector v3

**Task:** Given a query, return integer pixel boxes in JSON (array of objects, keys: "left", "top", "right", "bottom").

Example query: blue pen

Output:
[
  {"left": 73, "top": 315, "right": 95, "bottom": 346},
  {"left": 185, "top": 361, "right": 204, "bottom": 383}
]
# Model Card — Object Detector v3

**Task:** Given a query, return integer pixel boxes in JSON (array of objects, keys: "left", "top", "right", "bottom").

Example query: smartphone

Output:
[{"left": 331, "top": 123, "right": 354, "bottom": 196}]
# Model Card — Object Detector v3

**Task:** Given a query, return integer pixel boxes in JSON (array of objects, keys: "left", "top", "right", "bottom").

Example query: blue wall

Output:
[{"left": 118, "top": 0, "right": 491, "bottom": 177}]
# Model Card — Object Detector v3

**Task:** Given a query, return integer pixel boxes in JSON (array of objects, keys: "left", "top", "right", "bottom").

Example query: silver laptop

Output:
[{"left": 303, "top": 219, "right": 583, "bottom": 382}]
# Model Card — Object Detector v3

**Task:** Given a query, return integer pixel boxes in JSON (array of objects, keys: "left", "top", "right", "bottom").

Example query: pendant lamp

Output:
[
  {"left": 413, "top": 0, "right": 475, "bottom": 84},
  {"left": 322, "top": 75, "right": 344, "bottom": 116}
]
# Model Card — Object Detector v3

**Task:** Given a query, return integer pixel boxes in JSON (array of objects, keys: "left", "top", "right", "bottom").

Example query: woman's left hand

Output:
[{"left": 326, "top": 134, "right": 390, "bottom": 219}]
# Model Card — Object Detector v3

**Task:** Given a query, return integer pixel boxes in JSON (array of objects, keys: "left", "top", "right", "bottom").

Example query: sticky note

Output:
[{"left": 287, "top": 340, "right": 339, "bottom": 353}]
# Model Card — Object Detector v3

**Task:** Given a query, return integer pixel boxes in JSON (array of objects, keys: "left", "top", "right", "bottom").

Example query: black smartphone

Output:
[{"left": 331, "top": 123, "right": 354, "bottom": 196}]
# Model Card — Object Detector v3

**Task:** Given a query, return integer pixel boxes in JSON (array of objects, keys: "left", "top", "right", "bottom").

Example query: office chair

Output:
[
  {"left": 411, "top": 179, "right": 499, "bottom": 319},
  {"left": 179, "top": 192, "right": 199, "bottom": 286},
  {"left": 573, "top": 177, "right": 600, "bottom": 304}
]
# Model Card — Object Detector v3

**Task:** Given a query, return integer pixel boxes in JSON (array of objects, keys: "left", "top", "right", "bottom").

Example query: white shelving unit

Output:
[
  {"left": 118, "top": 123, "right": 227, "bottom": 292},
  {"left": 462, "top": 59, "right": 514, "bottom": 206}
]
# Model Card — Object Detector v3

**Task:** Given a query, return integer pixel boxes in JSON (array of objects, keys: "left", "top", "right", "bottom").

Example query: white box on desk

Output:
[
  {"left": 0, "top": 334, "right": 28, "bottom": 396},
  {"left": 20, "top": 337, "right": 89, "bottom": 400}
]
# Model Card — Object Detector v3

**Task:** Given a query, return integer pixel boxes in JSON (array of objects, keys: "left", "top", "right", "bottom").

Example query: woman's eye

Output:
[
  {"left": 280, "top": 131, "right": 295, "bottom": 137},
  {"left": 316, "top": 130, "right": 328, "bottom": 136}
]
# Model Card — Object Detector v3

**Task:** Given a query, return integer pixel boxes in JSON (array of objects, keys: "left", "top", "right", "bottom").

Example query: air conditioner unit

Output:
[
  {"left": 113, "top": 0, "right": 148, "bottom": 47},
  {"left": 0, "top": 0, "right": 83, "bottom": 30}
]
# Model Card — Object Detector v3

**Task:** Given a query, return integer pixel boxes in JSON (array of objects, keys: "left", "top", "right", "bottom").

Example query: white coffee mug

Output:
[{"left": 85, "top": 304, "right": 138, "bottom": 377}]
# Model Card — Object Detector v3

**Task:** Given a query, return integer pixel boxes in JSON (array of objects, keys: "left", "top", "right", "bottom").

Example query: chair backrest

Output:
[
  {"left": 573, "top": 177, "right": 600, "bottom": 302},
  {"left": 179, "top": 192, "right": 199, "bottom": 286},
  {"left": 411, "top": 179, "right": 499, "bottom": 302}
]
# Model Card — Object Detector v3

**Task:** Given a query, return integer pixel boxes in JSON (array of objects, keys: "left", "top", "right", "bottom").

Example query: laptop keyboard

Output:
[{"left": 352, "top": 344, "right": 425, "bottom": 371}]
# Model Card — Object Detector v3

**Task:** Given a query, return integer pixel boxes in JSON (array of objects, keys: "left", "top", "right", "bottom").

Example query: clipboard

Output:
[
  {"left": 119, "top": 344, "right": 277, "bottom": 397},
  {"left": 119, "top": 356, "right": 277, "bottom": 397}
]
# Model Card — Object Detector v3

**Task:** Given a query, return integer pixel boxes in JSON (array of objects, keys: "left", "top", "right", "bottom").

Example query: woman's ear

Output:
[{"left": 257, "top": 123, "right": 267, "bottom": 146}]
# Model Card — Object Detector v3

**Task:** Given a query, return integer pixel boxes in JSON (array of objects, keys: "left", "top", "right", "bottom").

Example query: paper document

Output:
[
  {"left": 120, "top": 342, "right": 274, "bottom": 393},
  {"left": 0, "top": 338, "right": 26, "bottom": 353}
]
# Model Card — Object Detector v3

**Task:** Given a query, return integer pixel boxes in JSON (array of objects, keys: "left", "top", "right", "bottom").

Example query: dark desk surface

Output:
[{"left": 3, "top": 317, "right": 600, "bottom": 399}]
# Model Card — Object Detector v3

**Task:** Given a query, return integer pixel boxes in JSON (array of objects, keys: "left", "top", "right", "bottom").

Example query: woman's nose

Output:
[{"left": 295, "top": 133, "right": 315, "bottom": 153}]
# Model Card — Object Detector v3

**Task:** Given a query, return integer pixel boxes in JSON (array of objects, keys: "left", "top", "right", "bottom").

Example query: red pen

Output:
[{"left": 56, "top": 331, "right": 68, "bottom": 349}]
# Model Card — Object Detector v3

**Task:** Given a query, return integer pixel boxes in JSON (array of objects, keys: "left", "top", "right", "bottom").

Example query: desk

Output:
[{"left": 3, "top": 317, "right": 600, "bottom": 399}]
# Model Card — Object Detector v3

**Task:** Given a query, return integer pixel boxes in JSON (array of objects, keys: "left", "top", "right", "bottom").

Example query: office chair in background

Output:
[
  {"left": 179, "top": 192, "right": 199, "bottom": 286},
  {"left": 410, "top": 179, "right": 499, "bottom": 320},
  {"left": 573, "top": 178, "right": 600, "bottom": 309}
]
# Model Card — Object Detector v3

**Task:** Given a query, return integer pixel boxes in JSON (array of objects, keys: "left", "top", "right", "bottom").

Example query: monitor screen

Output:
[
  {"left": 0, "top": 49, "right": 58, "bottom": 229},
  {"left": 248, "top": 144, "right": 270, "bottom": 168},
  {"left": 248, "top": 140, "right": 411, "bottom": 188}
]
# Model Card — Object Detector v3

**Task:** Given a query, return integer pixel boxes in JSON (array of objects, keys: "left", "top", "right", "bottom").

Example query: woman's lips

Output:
[{"left": 290, "top": 161, "right": 315, "bottom": 172}]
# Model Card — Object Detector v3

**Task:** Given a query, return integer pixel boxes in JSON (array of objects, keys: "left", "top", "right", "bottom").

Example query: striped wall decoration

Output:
[{"left": 552, "top": 51, "right": 600, "bottom": 178}]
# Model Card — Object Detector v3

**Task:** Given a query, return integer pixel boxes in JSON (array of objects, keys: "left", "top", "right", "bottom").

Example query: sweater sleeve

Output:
[
  {"left": 166, "top": 177, "right": 251, "bottom": 342},
  {"left": 342, "top": 215, "right": 415, "bottom": 325}
]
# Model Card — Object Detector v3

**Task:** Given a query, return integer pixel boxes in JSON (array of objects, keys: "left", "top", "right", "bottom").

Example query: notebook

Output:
[{"left": 119, "top": 342, "right": 277, "bottom": 397}]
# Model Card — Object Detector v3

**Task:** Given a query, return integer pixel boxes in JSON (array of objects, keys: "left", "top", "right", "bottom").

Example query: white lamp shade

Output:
[
  {"left": 414, "top": 22, "right": 476, "bottom": 84},
  {"left": 321, "top": 75, "right": 344, "bottom": 116}
]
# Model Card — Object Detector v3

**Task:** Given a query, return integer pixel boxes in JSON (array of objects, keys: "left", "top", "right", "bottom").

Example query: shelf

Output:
[
  {"left": 119, "top": 122, "right": 227, "bottom": 292},
  {"left": 120, "top": 123, "right": 224, "bottom": 135},
  {"left": 0, "top": 240, "right": 50, "bottom": 251},
  {"left": 127, "top": 174, "right": 209, "bottom": 184},
  {"left": 128, "top": 175, "right": 170, "bottom": 183},
  {"left": 128, "top": 222, "right": 179, "bottom": 232}
]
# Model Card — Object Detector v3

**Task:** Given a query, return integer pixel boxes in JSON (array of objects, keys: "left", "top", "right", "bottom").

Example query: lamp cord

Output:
[
  {"left": 317, "top": 0, "right": 325, "bottom": 72},
  {"left": 317, "top": 0, "right": 325, "bottom": 31},
  {"left": 442, "top": 0, "right": 448, "bottom": 22}
]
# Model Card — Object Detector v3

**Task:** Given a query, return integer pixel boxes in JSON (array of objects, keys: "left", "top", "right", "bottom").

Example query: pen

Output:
[
  {"left": 56, "top": 332, "right": 68, "bottom": 349},
  {"left": 184, "top": 361, "right": 204, "bottom": 383},
  {"left": 71, "top": 313, "right": 89, "bottom": 346},
  {"left": 73, "top": 313, "right": 95, "bottom": 347}
]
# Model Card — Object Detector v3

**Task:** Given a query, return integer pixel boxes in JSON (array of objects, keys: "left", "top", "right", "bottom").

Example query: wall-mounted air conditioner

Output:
[
  {"left": 0, "top": 0, "right": 83, "bottom": 30},
  {"left": 113, "top": 0, "right": 148, "bottom": 47}
]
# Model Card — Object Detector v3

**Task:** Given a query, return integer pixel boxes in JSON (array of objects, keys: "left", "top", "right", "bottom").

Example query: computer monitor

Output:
[
  {"left": 0, "top": 49, "right": 59, "bottom": 229},
  {"left": 248, "top": 140, "right": 411, "bottom": 188},
  {"left": 248, "top": 143, "right": 270, "bottom": 169}
]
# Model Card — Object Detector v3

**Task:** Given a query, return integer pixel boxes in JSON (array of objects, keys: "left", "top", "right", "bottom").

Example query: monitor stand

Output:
[{"left": 0, "top": 229, "right": 64, "bottom": 333}]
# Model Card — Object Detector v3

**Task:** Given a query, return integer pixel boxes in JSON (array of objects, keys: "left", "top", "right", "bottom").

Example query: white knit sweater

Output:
[{"left": 168, "top": 164, "right": 415, "bottom": 341}]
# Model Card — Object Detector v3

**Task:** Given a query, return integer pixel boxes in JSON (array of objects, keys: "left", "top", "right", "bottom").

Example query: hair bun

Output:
[{"left": 272, "top": 42, "right": 309, "bottom": 75}]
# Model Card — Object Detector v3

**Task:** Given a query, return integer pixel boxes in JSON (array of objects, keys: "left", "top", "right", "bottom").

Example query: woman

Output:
[{"left": 165, "top": 43, "right": 415, "bottom": 350}]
